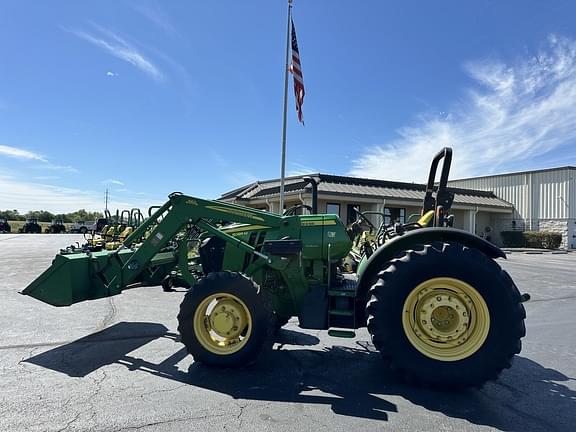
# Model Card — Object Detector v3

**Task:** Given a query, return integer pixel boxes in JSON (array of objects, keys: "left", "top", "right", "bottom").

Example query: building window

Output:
[
  {"left": 326, "top": 203, "right": 340, "bottom": 217},
  {"left": 347, "top": 204, "right": 361, "bottom": 224},
  {"left": 385, "top": 207, "right": 405, "bottom": 225}
]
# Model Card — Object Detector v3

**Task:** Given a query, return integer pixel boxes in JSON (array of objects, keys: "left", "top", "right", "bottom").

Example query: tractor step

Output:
[
  {"left": 328, "top": 290, "right": 355, "bottom": 297},
  {"left": 329, "top": 309, "right": 354, "bottom": 316},
  {"left": 328, "top": 329, "right": 356, "bottom": 338}
]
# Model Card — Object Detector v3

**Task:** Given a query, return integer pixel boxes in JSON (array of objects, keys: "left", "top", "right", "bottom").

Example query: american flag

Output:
[{"left": 290, "top": 18, "right": 305, "bottom": 124}]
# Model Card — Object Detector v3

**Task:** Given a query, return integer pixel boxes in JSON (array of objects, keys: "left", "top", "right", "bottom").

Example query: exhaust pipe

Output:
[{"left": 303, "top": 176, "right": 319, "bottom": 214}]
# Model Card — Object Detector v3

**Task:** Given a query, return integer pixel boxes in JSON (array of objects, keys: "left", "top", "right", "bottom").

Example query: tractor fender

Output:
[{"left": 354, "top": 228, "right": 505, "bottom": 327}]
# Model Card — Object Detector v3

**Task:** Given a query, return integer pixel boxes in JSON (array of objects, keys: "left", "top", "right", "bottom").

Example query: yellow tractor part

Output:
[
  {"left": 402, "top": 277, "right": 490, "bottom": 361},
  {"left": 417, "top": 210, "right": 435, "bottom": 227},
  {"left": 118, "top": 226, "right": 133, "bottom": 241},
  {"left": 193, "top": 293, "right": 253, "bottom": 355}
]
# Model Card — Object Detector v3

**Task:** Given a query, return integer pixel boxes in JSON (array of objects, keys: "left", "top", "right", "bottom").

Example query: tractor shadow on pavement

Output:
[
  {"left": 25, "top": 322, "right": 576, "bottom": 429},
  {"left": 187, "top": 341, "right": 576, "bottom": 428},
  {"left": 24, "top": 322, "right": 180, "bottom": 378}
]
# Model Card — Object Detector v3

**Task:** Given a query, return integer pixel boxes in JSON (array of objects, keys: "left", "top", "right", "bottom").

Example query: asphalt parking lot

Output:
[{"left": 1, "top": 235, "right": 575, "bottom": 432}]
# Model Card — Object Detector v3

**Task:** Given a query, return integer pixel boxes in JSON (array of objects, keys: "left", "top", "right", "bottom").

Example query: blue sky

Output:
[{"left": 1, "top": 0, "right": 576, "bottom": 212}]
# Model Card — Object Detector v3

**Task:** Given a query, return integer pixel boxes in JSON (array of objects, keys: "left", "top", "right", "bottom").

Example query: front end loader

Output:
[{"left": 22, "top": 148, "right": 527, "bottom": 389}]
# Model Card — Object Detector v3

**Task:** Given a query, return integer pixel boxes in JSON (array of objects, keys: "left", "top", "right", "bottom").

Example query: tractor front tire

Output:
[
  {"left": 178, "top": 271, "right": 274, "bottom": 367},
  {"left": 366, "top": 241, "right": 526, "bottom": 389}
]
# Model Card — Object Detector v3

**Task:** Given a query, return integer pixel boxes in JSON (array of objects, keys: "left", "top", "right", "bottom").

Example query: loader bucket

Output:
[{"left": 21, "top": 251, "right": 111, "bottom": 307}]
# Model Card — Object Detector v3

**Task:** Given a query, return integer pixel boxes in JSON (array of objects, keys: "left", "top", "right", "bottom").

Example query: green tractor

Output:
[
  {"left": 45, "top": 219, "right": 67, "bottom": 234},
  {"left": 0, "top": 217, "right": 11, "bottom": 233},
  {"left": 22, "top": 148, "right": 527, "bottom": 389},
  {"left": 19, "top": 218, "right": 42, "bottom": 233}
]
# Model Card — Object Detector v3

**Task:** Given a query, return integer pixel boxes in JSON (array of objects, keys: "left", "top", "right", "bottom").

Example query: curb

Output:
[{"left": 503, "top": 249, "right": 572, "bottom": 255}]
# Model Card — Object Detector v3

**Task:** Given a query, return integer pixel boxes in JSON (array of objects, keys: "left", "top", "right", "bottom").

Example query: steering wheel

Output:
[
  {"left": 352, "top": 208, "right": 376, "bottom": 231},
  {"left": 283, "top": 204, "right": 313, "bottom": 216}
]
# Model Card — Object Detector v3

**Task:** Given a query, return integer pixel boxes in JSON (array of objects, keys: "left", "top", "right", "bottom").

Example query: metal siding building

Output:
[{"left": 449, "top": 167, "right": 576, "bottom": 248}]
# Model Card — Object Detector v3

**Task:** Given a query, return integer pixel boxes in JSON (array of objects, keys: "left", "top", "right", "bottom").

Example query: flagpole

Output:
[{"left": 279, "top": 0, "right": 292, "bottom": 214}]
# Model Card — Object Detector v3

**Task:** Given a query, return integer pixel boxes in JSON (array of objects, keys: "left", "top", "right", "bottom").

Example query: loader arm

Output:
[
  {"left": 22, "top": 193, "right": 287, "bottom": 306},
  {"left": 105, "top": 193, "right": 284, "bottom": 288}
]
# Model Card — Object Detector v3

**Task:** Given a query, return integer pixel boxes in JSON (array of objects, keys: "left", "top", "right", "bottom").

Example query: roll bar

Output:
[{"left": 422, "top": 147, "right": 454, "bottom": 226}]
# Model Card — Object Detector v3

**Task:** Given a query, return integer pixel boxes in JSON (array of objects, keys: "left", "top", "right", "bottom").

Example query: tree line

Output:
[{"left": 0, "top": 209, "right": 104, "bottom": 223}]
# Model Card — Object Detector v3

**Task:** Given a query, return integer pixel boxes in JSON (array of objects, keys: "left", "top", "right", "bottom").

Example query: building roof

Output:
[
  {"left": 220, "top": 173, "right": 513, "bottom": 210},
  {"left": 450, "top": 165, "right": 576, "bottom": 182}
]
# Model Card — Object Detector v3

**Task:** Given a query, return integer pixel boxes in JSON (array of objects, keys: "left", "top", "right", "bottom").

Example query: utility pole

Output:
[{"left": 105, "top": 188, "right": 109, "bottom": 212}]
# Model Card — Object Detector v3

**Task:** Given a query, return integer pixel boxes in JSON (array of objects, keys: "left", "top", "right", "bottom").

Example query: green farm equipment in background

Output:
[
  {"left": 45, "top": 220, "right": 66, "bottom": 234},
  {"left": 22, "top": 148, "right": 528, "bottom": 389},
  {"left": 19, "top": 218, "right": 42, "bottom": 233},
  {"left": 84, "top": 208, "right": 146, "bottom": 250},
  {"left": 0, "top": 218, "right": 11, "bottom": 233}
]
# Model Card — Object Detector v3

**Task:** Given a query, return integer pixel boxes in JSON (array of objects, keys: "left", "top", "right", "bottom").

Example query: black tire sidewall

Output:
[
  {"left": 368, "top": 242, "right": 523, "bottom": 387},
  {"left": 177, "top": 271, "right": 273, "bottom": 367}
]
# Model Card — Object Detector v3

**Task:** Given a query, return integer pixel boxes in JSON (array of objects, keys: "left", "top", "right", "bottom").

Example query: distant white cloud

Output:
[
  {"left": 0, "top": 144, "right": 46, "bottom": 162},
  {"left": 350, "top": 35, "right": 576, "bottom": 181},
  {"left": 209, "top": 151, "right": 258, "bottom": 187},
  {"left": 287, "top": 162, "right": 319, "bottom": 177},
  {"left": 229, "top": 172, "right": 259, "bottom": 186},
  {"left": 0, "top": 144, "right": 79, "bottom": 174},
  {"left": 0, "top": 175, "right": 159, "bottom": 213},
  {"left": 106, "top": 71, "right": 119, "bottom": 77},
  {"left": 40, "top": 164, "right": 79, "bottom": 173},
  {"left": 33, "top": 175, "right": 59, "bottom": 180},
  {"left": 102, "top": 178, "right": 124, "bottom": 186},
  {"left": 133, "top": 3, "right": 177, "bottom": 35},
  {"left": 67, "top": 25, "right": 163, "bottom": 81}
]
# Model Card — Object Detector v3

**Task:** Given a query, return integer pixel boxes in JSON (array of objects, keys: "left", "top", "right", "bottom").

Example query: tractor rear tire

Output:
[
  {"left": 177, "top": 271, "right": 274, "bottom": 367},
  {"left": 366, "top": 241, "right": 526, "bottom": 389}
]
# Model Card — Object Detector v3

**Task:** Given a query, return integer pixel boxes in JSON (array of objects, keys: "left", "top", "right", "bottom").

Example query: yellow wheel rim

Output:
[
  {"left": 402, "top": 277, "right": 490, "bottom": 362},
  {"left": 193, "top": 293, "right": 252, "bottom": 355}
]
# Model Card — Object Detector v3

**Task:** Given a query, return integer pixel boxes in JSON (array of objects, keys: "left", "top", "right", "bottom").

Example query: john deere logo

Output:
[{"left": 186, "top": 199, "right": 199, "bottom": 206}]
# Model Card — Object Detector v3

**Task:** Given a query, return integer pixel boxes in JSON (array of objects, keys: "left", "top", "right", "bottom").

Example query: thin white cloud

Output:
[
  {"left": 33, "top": 175, "right": 60, "bottom": 180},
  {"left": 0, "top": 144, "right": 46, "bottom": 162},
  {"left": 210, "top": 151, "right": 228, "bottom": 168},
  {"left": 39, "top": 163, "right": 79, "bottom": 173},
  {"left": 350, "top": 35, "right": 576, "bottom": 181},
  {"left": 67, "top": 25, "right": 163, "bottom": 81},
  {"left": 102, "top": 178, "right": 124, "bottom": 186},
  {"left": 106, "top": 71, "right": 119, "bottom": 77},
  {"left": 0, "top": 175, "right": 159, "bottom": 213},
  {"left": 287, "top": 162, "right": 319, "bottom": 177},
  {"left": 209, "top": 151, "right": 258, "bottom": 187},
  {"left": 133, "top": 3, "right": 177, "bottom": 35},
  {"left": 228, "top": 171, "right": 258, "bottom": 187},
  {"left": 0, "top": 144, "right": 78, "bottom": 173}
]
